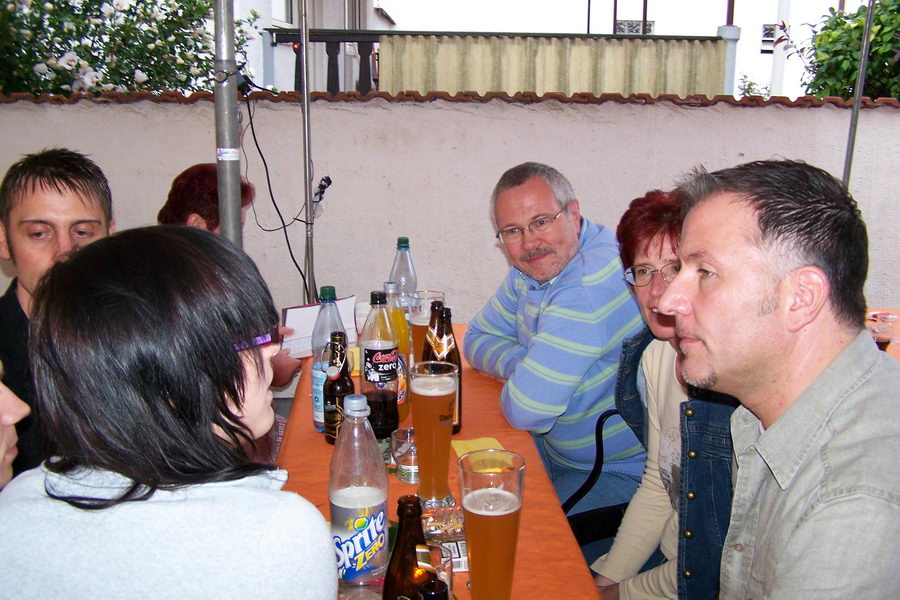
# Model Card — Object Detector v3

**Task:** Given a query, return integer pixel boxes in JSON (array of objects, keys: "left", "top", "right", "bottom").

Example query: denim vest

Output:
[{"left": 614, "top": 328, "right": 739, "bottom": 600}]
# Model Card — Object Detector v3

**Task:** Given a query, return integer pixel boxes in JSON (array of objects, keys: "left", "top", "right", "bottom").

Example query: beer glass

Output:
[
  {"left": 409, "top": 361, "right": 457, "bottom": 508},
  {"left": 409, "top": 290, "right": 445, "bottom": 366},
  {"left": 458, "top": 449, "right": 525, "bottom": 600}
]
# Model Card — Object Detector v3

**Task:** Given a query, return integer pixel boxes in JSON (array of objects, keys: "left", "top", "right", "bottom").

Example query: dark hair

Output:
[
  {"left": 616, "top": 190, "right": 682, "bottom": 269},
  {"left": 29, "top": 226, "right": 279, "bottom": 509},
  {"left": 678, "top": 159, "right": 868, "bottom": 328},
  {"left": 0, "top": 148, "right": 113, "bottom": 226},
  {"left": 157, "top": 163, "right": 255, "bottom": 230},
  {"left": 491, "top": 162, "right": 575, "bottom": 225}
]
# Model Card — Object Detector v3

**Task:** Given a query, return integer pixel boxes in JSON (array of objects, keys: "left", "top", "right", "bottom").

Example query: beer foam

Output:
[
  {"left": 410, "top": 375, "right": 456, "bottom": 396},
  {"left": 462, "top": 488, "right": 520, "bottom": 516},
  {"left": 410, "top": 314, "right": 431, "bottom": 326}
]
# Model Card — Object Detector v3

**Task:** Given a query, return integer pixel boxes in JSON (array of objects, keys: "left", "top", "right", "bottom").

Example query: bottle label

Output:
[
  {"left": 429, "top": 333, "right": 456, "bottom": 361},
  {"left": 331, "top": 500, "right": 388, "bottom": 583},
  {"left": 311, "top": 361, "right": 327, "bottom": 429},
  {"left": 396, "top": 354, "right": 408, "bottom": 406},
  {"left": 363, "top": 347, "right": 399, "bottom": 382}
]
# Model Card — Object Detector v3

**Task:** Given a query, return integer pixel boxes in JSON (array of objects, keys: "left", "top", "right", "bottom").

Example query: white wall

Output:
[{"left": 1, "top": 97, "right": 897, "bottom": 327}]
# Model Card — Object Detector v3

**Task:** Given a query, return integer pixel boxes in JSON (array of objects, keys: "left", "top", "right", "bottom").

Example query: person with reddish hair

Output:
[
  {"left": 592, "top": 190, "right": 738, "bottom": 600},
  {"left": 158, "top": 163, "right": 255, "bottom": 232}
]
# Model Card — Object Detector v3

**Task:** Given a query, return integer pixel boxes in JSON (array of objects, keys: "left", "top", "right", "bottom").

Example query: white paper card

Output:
[{"left": 281, "top": 295, "right": 357, "bottom": 358}]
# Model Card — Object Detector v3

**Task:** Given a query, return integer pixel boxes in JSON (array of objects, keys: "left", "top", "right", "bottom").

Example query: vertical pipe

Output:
[
  {"left": 642, "top": 0, "right": 648, "bottom": 34},
  {"left": 718, "top": 24, "right": 741, "bottom": 95},
  {"left": 300, "top": 0, "right": 317, "bottom": 303},
  {"left": 587, "top": 0, "right": 591, "bottom": 34},
  {"left": 843, "top": 0, "right": 876, "bottom": 187},
  {"left": 612, "top": 0, "right": 618, "bottom": 34},
  {"left": 726, "top": 0, "right": 735, "bottom": 26},
  {"left": 214, "top": 0, "right": 242, "bottom": 247},
  {"left": 770, "top": 0, "right": 791, "bottom": 96}
]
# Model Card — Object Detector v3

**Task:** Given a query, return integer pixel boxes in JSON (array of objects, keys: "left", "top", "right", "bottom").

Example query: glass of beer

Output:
[
  {"left": 409, "top": 290, "right": 445, "bottom": 366},
  {"left": 409, "top": 361, "right": 457, "bottom": 509},
  {"left": 458, "top": 449, "right": 525, "bottom": 600}
]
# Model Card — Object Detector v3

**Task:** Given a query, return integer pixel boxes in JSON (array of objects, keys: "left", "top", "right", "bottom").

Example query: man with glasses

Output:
[{"left": 463, "top": 162, "right": 645, "bottom": 523}]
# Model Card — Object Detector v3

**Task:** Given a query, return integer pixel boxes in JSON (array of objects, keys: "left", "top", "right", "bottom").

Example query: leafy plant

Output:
[
  {"left": 0, "top": 0, "right": 259, "bottom": 95},
  {"left": 737, "top": 74, "right": 770, "bottom": 98},
  {"left": 776, "top": 0, "right": 900, "bottom": 99}
]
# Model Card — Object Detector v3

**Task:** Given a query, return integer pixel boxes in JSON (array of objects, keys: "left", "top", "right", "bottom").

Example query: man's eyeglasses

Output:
[
  {"left": 624, "top": 263, "right": 680, "bottom": 287},
  {"left": 495, "top": 207, "right": 568, "bottom": 243},
  {"left": 233, "top": 326, "right": 283, "bottom": 352}
]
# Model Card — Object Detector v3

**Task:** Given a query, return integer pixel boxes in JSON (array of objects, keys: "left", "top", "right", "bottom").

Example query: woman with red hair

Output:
[
  {"left": 158, "top": 163, "right": 255, "bottom": 232},
  {"left": 592, "top": 190, "right": 738, "bottom": 600}
]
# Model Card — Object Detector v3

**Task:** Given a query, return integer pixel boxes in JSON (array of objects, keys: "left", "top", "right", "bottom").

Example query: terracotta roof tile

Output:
[{"left": 1, "top": 90, "right": 898, "bottom": 109}]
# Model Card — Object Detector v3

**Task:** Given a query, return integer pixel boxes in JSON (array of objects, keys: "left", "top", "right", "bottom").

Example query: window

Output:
[
  {"left": 615, "top": 20, "right": 655, "bottom": 35},
  {"left": 761, "top": 24, "right": 777, "bottom": 54},
  {"left": 272, "top": 0, "right": 293, "bottom": 26}
]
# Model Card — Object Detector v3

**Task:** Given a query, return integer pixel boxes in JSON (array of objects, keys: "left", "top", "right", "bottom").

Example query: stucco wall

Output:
[{"left": 1, "top": 97, "right": 897, "bottom": 330}]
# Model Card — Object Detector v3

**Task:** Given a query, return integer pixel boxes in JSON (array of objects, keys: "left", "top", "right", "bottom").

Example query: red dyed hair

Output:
[
  {"left": 616, "top": 189, "right": 683, "bottom": 269},
  {"left": 157, "top": 163, "right": 255, "bottom": 230}
]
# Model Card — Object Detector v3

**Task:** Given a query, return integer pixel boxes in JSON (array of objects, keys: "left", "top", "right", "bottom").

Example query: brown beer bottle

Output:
[
  {"left": 420, "top": 300, "right": 444, "bottom": 363},
  {"left": 382, "top": 495, "right": 436, "bottom": 600},
  {"left": 323, "top": 331, "right": 354, "bottom": 445},
  {"left": 421, "top": 307, "right": 462, "bottom": 433},
  {"left": 417, "top": 580, "right": 449, "bottom": 600}
]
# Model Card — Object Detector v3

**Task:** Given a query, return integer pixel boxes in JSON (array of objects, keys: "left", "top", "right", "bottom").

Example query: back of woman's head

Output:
[
  {"left": 616, "top": 189, "right": 683, "bottom": 269},
  {"left": 157, "top": 163, "right": 254, "bottom": 229},
  {"left": 29, "top": 226, "right": 278, "bottom": 506}
]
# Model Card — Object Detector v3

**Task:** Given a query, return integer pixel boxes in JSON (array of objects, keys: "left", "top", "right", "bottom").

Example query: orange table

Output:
[{"left": 276, "top": 325, "right": 600, "bottom": 599}]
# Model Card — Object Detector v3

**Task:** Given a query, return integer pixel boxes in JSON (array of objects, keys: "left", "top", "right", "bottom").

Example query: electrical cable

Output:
[{"left": 241, "top": 92, "right": 308, "bottom": 292}]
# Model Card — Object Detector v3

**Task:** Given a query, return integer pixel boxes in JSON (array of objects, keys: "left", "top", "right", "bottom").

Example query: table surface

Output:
[{"left": 276, "top": 325, "right": 600, "bottom": 599}]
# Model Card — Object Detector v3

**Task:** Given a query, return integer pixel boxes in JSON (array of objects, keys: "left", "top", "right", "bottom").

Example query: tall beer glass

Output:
[
  {"left": 409, "top": 361, "right": 457, "bottom": 508},
  {"left": 458, "top": 449, "right": 525, "bottom": 600},
  {"left": 409, "top": 290, "right": 445, "bottom": 366}
]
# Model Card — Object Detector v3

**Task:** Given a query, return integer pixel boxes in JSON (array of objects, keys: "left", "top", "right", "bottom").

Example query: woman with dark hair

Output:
[
  {"left": 0, "top": 226, "right": 336, "bottom": 598},
  {"left": 592, "top": 191, "right": 738, "bottom": 600}
]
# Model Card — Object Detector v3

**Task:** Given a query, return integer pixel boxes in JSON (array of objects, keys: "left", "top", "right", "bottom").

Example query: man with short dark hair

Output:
[
  {"left": 464, "top": 162, "right": 645, "bottom": 520},
  {"left": 0, "top": 148, "right": 114, "bottom": 474},
  {"left": 659, "top": 159, "right": 900, "bottom": 598}
]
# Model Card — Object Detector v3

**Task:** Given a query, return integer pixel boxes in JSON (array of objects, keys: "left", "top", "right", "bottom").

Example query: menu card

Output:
[{"left": 281, "top": 295, "right": 357, "bottom": 358}]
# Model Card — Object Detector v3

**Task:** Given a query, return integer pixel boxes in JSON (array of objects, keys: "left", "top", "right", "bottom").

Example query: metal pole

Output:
[
  {"left": 842, "top": 0, "right": 876, "bottom": 187},
  {"left": 642, "top": 0, "right": 648, "bottom": 34},
  {"left": 586, "top": 0, "right": 591, "bottom": 34},
  {"left": 213, "top": 0, "right": 242, "bottom": 247},
  {"left": 300, "top": 0, "right": 317, "bottom": 303},
  {"left": 612, "top": 0, "right": 617, "bottom": 34}
]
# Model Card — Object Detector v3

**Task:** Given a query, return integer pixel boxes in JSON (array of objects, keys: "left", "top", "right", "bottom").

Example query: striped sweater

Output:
[{"left": 463, "top": 218, "right": 646, "bottom": 475}]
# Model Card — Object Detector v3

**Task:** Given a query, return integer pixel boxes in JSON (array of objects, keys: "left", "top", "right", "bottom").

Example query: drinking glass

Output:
[
  {"left": 458, "top": 449, "right": 525, "bottom": 600},
  {"left": 390, "top": 427, "right": 418, "bottom": 484},
  {"left": 409, "top": 361, "right": 457, "bottom": 509},
  {"left": 409, "top": 290, "right": 445, "bottom": 366}
]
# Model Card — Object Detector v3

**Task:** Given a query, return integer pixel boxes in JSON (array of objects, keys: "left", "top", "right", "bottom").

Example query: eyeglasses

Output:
[
  {"left": 495, "top": 207, "right": 567, "bottom": 243},
  {"left": 624, "top": 263, "right": 680, "bottom": 287},
  {"left": 233, "top": 326, "right": 283, "bottom": 351}
]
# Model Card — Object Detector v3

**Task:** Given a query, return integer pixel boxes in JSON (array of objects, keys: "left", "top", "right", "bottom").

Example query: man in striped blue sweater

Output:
[{"left": 463, "top": 162, "right": 646, "bottom": 518}]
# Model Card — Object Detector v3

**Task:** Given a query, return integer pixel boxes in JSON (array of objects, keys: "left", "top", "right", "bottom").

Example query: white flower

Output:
[
  {"left": 46, "top": 70, "right": 56, "bottom": 79},
  {"left": 52, "top": 37, "right": 61, "bottom": 43},
  {"left": 63, "top": 20, "right": 75, "bottom": 31},
  {"left": 60, "top": 84, "right": 71, "bottom": 91},
  {"left": 46, "top": 57, "right": 57, "bottom": 67},
  {"left": 189, "top": 66, "right": 202, "bottom": 76},
  {"left": 100, "top": 2, "right": 113, "bottom": 17},
  {"left": 89, "top": 17, "right": 101, "bottom": 24},
  {"left": 81, "top": 69, "right": 102, "bottom": 87},
  {"left": 133, "top": 68, "right": 148, "bottom": 83},
  {"left": 112, "top": 0, "right": 131, "bottom": 10},
  {"left": 80, "top": 38, "right": 91, "bottom": 46},
  {"left": 147, "top": 42, "right": 155, "bottom": 50},
  {"left": 175, "top": 56, "right": 184, "bottom": 65},
  {"left": 19, "top": 28, "right": 32, "bottom": 40},
  {"left": 58, "top": 50, "right": 78, "bottom": 70},
  {"left": 166, "top": 35, "right": 175, "bottom": 42},
  {"left": 176, "top": 73, "right": 186, "bottom": 81},
  {"left": 32, "top": 62, "right": 49, "bottom": 74},
  {"left": 115, "top": 84, "right": 126, "bottom": 92},
  {"left": 17, "top": 0, "right": 29, "bottom": 6},
  {"left": 113, "top": 13, "right": 124, "bottom": 24},
  {"left": 7, "top": 4, "right": 15, "bottom": 12},
  {"left": 42, "top": 2, "right": 50, "bottom": 9},
  {"left": 71, "top": 78, "right": 86, "bottom": 92}
]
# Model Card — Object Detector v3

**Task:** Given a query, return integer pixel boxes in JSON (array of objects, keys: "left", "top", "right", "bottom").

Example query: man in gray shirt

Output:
[{"left": 658, "top": 159, "right": 900, "bottom": 599}]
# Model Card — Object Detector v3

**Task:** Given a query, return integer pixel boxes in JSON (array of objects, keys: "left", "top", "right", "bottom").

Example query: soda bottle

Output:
[
  {"left": 382, "top": 495, "right": 436, "bottom": 600},
  {"left": 384, "top": 281, "right": 411, "bottom": 424},
  {"left": 421, "top": 307, "right": 462, "bottom": 434},
  {"left": 312, "top": 285, "right": 346, "bottom": 433},
  {"left": 419, "top": 300, "right": 444, "bottom": 364},
  {"left": 324, "top": 331, "right": 354, "bottom": 445},
  {"left": 388, "top": 236, "right": 417, "bottom": 311},
  {"left": 330, "top": 394, "right": 389, "bottom": 586},
  {"left": 359, "top": 291, "right": 400, "bottom": 459}
]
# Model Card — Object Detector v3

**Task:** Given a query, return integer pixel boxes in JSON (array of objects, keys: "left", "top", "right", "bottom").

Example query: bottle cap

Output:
[
  {"left": 326, "top": 365, "right": 340, "bottom": 379},
  {"left": 430, "top": 300, "right": 443, "bottom": 312},
  {"left": 319, "top": 286, "right": 336, "bottom": 301},
  {"left": 383, "top": 281, "right": 399, "bottom": 294},
  {"left": 396, "top": 236, "right": 410, "bottom": 249},
  {"left": 370, "top": 291, "right": 386, "bottom": 305},
  {"left": 343, "top": 394, "right": 370, "bottom": 417}
]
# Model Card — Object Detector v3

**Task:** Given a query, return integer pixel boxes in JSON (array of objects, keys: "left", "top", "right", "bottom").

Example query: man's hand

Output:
[{"left": 594, "top": 573, "right": 620, "bottom": 600}]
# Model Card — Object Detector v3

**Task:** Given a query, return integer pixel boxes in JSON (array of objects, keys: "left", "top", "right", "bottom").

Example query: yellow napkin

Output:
[{"left": 451, "top": 437, "right": 504, "bottom": 458}]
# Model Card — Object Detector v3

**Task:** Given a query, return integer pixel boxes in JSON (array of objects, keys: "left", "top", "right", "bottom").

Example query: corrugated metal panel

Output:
[{"left": 379, "top": 35, "right": 726, "bottom": 97}]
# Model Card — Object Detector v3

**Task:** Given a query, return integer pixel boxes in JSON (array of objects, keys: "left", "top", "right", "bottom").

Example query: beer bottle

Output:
[
  {"left": 383, "top": 495, "right": 436, "bottom": 600},
  {"left": 323, "top": 331, "right": 354, "bottom": 445},
  {"left": 418, "top": 580, "right": 449, "bottom": 600},
  {"left": 421, "top": 307, "right": 463, "bottom": 434},
  {"left": 419, "top": 300, "right": 444, "bottom": 364}
]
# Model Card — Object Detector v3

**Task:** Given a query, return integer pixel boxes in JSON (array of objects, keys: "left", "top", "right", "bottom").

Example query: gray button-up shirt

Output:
[{"left": 720, "top": 330, "right": 900, "bottom": 599}]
